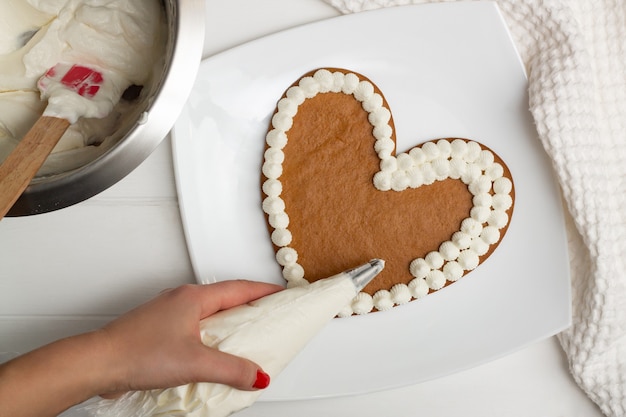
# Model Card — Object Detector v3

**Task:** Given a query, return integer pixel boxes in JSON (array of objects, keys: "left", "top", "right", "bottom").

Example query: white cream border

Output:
[{"left": 261, "top": 69, "right": 513, "bottom": 316}]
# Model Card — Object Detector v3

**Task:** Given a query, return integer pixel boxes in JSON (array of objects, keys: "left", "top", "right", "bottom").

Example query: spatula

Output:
[{"left": 0, "top": 64, "right": 105, "bottom": 218}]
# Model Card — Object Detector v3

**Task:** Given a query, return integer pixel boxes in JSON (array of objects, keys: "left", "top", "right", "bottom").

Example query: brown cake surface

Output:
[{"left": 261, "top": 68, "right": 514, "bottom": 315}]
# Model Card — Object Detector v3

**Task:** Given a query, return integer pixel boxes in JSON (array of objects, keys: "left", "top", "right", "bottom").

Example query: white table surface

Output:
[{"left": 0, "top": 1, "right": 604, "bottom": 416}]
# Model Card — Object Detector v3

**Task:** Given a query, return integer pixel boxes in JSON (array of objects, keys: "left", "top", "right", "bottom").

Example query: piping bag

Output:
[{"left": 88, "top": 259, "right": 385, "bottom": 417}]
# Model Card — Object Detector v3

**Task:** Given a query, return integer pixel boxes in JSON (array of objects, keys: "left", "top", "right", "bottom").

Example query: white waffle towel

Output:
[{"left": 323, "top": 0, "right": 626, "bottom": 415}]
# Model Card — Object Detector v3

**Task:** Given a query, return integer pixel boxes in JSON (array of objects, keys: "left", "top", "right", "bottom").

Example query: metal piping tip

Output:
[{"left": 345, "top": 259, "right": 385, "bottom": 292}]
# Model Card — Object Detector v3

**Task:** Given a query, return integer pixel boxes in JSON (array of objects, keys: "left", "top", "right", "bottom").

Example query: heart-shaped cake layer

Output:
[{"left": 261, "top": 68, "right": 514, "bottom": 315}]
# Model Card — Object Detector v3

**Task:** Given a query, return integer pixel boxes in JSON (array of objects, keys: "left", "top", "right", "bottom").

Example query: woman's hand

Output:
[
  {"left": 0, "top": 280, "right": 283, "bottom": 417},
  {"left": 99, "top": 281, "right": 283, "bottom": 396}
]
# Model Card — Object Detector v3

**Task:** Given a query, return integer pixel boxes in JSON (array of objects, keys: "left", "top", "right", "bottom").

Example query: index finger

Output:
[{"left": 195, "top": 280, "right": 284, "bottom": 319}]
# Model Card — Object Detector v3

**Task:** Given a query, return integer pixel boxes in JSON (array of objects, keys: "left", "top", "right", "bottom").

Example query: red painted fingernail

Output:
[{"left": 253, "top": 370, "right": 270, "bottom": 389}]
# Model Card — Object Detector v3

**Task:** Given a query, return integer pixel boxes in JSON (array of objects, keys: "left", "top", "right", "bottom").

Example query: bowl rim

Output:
[{"left": 7, "top": 0, "right": 206, "bottom": 216}]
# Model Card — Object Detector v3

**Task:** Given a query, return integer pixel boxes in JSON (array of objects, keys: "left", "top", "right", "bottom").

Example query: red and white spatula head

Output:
[{"left": 38, "top": 64, "right": 104, "bottom": 98}]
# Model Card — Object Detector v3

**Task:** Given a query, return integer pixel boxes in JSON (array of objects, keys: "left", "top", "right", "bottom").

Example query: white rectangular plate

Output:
[{"left": 172, "top": 2, "right": 571, "bottom": 401}]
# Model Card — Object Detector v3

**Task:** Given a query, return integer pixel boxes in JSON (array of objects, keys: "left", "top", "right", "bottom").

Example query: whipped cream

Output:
[
  {"left": 262, "top": 69, "right": 515, "bottom": 314},
  {"left": 0, "top": 0, "right": 48, "bottom": 57},
  {"left": 91, "top": 267, "right": 376, "bottom": 417},
  {"left": 0, "top": 0, "right": 166, "bottom": 175}
]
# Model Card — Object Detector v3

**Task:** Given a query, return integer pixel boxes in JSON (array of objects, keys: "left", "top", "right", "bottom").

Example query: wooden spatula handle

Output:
[{"left": 0, "top": 116, "right": 70, "bottom": 218}]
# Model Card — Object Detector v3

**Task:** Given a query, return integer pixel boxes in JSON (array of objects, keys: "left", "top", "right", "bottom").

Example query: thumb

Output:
[{"left": 190, "top": 344, "right": 271, "bottom": 391}]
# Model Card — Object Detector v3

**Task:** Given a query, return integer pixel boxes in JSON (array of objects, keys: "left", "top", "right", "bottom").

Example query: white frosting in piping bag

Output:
[{"left": 90, "top": 262, "right": 383, "bottom": 417}]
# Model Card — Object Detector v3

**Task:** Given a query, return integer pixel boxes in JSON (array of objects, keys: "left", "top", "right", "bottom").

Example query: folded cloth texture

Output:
[{"left": 323, "top": 0, "right": 626, "bottom": 415}]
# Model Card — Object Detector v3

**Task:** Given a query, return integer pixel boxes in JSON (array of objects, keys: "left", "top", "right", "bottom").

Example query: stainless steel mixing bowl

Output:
[{"left": 6, "top": 0, "right": 205, "bottom": 216}]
